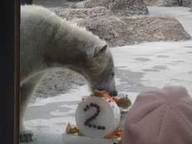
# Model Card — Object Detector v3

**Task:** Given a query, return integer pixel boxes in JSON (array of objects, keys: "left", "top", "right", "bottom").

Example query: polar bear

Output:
[{"left": 20, "top": 5, "right": 117, "bottom": 141}]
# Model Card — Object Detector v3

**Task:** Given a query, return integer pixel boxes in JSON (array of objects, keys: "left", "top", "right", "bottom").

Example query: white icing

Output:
[{"left": 75, "top": 96, "right": 120, "bottom": 138}]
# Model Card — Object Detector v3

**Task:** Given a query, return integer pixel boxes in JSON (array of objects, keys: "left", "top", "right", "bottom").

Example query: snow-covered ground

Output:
[
  {"left": 23, "top": 6, "right": 192, "bottom": 144},
  {"left": 113, "top": 40, "right": 192, "bottom": 93}
]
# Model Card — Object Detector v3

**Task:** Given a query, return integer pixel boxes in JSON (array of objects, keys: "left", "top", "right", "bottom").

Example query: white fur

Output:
[
  {"left": 21, "top": 5, "right": 108, "bottom": 81},
  {"left": 20, "top": 5, "right": 116, "bottom": 133}
]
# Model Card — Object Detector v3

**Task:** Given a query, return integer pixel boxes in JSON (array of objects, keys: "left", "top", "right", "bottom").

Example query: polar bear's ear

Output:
[
  {"left": 94, "top": 44, "right": 107, "bottom": 57},
  {"left": 86, "top": 44, "right": 107, "bottom": 59}
]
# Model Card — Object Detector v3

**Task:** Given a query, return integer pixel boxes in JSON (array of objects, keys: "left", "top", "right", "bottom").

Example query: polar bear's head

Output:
[
  {"left": 67, "top": 26, "right": 118, "bottom": 96},
  {"left": 82, "top": 42, "right": 117, "bottom": 96}
]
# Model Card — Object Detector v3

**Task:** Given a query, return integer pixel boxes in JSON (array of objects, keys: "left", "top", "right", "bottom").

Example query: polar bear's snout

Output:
[{"left": 95, "top": 81, "right": 118, "bottom": 96}]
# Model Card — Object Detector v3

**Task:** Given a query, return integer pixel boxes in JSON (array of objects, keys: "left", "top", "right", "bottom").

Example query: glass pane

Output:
[{"left": 20, "top": 0, "right": 192, "bottom": 144}]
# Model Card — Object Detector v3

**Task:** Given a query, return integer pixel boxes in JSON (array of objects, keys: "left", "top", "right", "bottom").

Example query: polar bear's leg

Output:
[{"left": 20, "top": 72, "right": 44, "bottom": 142}]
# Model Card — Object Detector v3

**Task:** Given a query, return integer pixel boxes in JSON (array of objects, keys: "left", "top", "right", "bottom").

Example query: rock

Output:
[
  {"left": 77, "top": 16, "right": 191, "bottom": 47},
  {"left": 78, "top": 16, "right": 129, "bottom": 46},
  {"left": 121, "top": 16, "right": 191, "bottom": 43},
  {"left": 144, "top": 0, "right": 192, "bottom": 7},
  {"left": 84, "top": 0, "right": 111, "bottom": 8},
  {"left": 110, "top": 0, "right": 149, "bottom": 16},
  {"left": 84, "top": 0, "right": 149, "bottom": 16},
  {"left": 50, "top": 7, "right": 113, "bottom": 21},
  {"left": 34, "top": 0, "right": 148, "bottom": 15},
  {"left": 34, "top": 69, "right": 86, "bottom": 98}
]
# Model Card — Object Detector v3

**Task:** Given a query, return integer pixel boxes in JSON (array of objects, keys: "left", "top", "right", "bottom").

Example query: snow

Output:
[
  {"left": 112, "top": 40, "right": 192, "bottom": 95},
  {"left": 22, "top": 6, "right": 192, "bottom": 144}
]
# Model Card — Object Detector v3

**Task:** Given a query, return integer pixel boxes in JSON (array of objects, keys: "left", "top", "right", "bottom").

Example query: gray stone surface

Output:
[
  {"left": 77, "top": 16, "right": 191, "bottom": 46},
  {"left": 50, "top": 7, "right": 113, "bottom": 21},
  {"left": 144, "top": 0, "right": 192, "bottom": 7},
  {"left": 84, "top": 0, "right": 149, "bottom": 16},
  {"left": 33, "top": 69, "right": 86, "bottom": 99},
  {"left": 45, "top": 1, "right": 191, "bottom": 47}
]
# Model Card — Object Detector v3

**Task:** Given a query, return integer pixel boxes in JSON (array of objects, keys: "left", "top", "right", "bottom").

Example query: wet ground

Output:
[{"left": 23, "top": 6, "right": 192, "bottom": 144}]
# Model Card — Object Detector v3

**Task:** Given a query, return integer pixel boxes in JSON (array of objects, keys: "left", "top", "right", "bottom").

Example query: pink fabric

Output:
[{"left": 122, "top": 86, "right": 192, "bottom": 144}]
